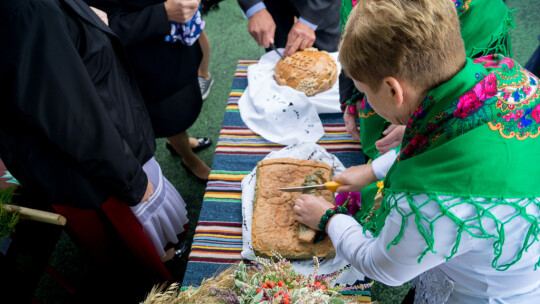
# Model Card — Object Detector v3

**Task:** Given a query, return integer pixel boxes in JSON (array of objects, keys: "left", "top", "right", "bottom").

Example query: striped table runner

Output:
[{"left": 183, "top": 61, "right": 370, "bottom": 301}]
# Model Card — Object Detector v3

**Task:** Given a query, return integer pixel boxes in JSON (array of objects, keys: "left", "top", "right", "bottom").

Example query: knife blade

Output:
[
  {"left": 278, "top": 181, "right": 343, "bottom": 193},
  {"left": 270, "top": 43, "right": 284, "bottom": 59}
]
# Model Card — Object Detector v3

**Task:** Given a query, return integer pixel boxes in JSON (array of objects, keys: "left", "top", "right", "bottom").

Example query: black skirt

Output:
[{"left": 144, "top": 78, "right": 202, "bottom": 138}]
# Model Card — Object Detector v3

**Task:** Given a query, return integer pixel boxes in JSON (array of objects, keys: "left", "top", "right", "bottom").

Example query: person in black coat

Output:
[
  {"left": 237, "top": 0, "right": 341, "bottom": 57},
  {"left": 0, "top": 0, "right": 155, "bottom": 210},
  {"left": 86, "top": 0, "right": 212, "bottom": 181}
]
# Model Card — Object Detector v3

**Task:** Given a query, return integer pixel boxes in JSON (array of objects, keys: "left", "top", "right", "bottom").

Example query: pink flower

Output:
[
  {"left": 473, "top": 54, "right": 496, "bottom": 64},
  {"left": 532, "top": 104, "right": 540, "bottom": 124},
  {"left": 472, "top": 74, "right": 497, "bottom": 101},
  {"left": 482, "top": 74, "right": 498, "bottom": 99},
  {"left": 474, "top": 55, "right": 499, "bottom": 67},
  {"left": 454, "top": 91, "right": 482, "bottom": 118},
  {"left": 499, "top": 57, "right": 515, "bottom": 70},
  {"left": 335, "top": 192, "right": 361, "bottom": 216},
  {"left": 347, "top": 105, "right": 356, "bottom": 115}
]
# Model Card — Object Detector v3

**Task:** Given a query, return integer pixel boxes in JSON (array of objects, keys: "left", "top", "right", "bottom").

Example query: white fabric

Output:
[
  {"left": 327, "top": 196, "right": 540, "bottom": 303},
  {"left": 238, "top": 49, "right": 342, "bottom": 145},
  {"left": 130, "top": 157, "right": 189, "bottom": 257},
  {"left": 240, "top": 142, "right": 368, "bottom": 286},
  {"left": 371, "top": 149, "right": 398, "bottom": 180}
]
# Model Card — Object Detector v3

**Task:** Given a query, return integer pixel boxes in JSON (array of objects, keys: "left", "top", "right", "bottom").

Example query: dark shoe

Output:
[
  {"left": 165, "top": 137, "right": 212, "bottom": 154},
  {"left": 173, "top": 239, "right": 189, "bottom": 259},
  {"left": 181, "top": 162, "right": 208, "bottom": 184},
  {"left": 192, "top": 137, "right": 212, "bottom": 152}
]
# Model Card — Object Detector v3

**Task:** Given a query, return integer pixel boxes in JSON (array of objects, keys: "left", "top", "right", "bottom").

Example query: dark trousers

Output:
[
  {"left": 525, "top": 36, "right": 540, "bottom": 76},
  {"left": 264, "top": 0, "right": 340, "bottom": 52}
]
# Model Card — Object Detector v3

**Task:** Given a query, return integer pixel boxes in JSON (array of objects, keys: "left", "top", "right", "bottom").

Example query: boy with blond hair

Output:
[{"left": 294, "top": 0, "right": 540, "bottom": 302}]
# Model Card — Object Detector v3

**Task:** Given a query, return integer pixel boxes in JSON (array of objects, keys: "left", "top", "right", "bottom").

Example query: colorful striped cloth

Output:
[{"left": 183, "top": 61, "right": 371, "bottom": 302}]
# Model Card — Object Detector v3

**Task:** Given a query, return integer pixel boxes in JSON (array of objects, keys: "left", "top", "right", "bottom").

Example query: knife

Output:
[
  {"left": 278, "top": 181, "right": 343, "bottom": 193},
  {"left": 270, "top": 43, "right": 284, "bottom": 59}
]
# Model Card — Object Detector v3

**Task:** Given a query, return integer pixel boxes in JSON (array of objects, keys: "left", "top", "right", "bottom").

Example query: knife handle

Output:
[{"left": 325, "top": 181, "right": 343, "bottom": 193}]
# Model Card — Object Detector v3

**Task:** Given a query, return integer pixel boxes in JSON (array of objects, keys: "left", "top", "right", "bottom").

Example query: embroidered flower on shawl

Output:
[
  {"left": 454, "top": 74, "right": 498, "bottom": 119},
  {"left": 532, "top": 104, "right": 540, "bottom": 124},
  {"left": 403, "top": 134, "right": 427, "bottom": 156},
  {"left": 454, "top": 91, "right": 482, "bottom": 118},
  {"left": 473, "top": 55, "right": 499, "bottom": 68},
  {"left": 499, "top": 57, "right": 515, "bottom": 70},
  {"left": 503, "top": 109, "right": 524, "bottom": 122},
  {"left": 518, "top": 109, "right": 534, "bottom": 129}
]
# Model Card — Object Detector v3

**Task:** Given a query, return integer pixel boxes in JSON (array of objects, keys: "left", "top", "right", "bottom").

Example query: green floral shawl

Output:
[{"left": 364, "top": 55, "right": 540, "bottom": 270}]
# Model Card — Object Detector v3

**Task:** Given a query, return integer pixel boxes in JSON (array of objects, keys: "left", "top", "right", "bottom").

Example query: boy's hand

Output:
[
  {"left": 284, "top": 21, "right": 315, "bottom": 57},
  {"left": 375, "top": 124, "right": 405, "bottom": 154},
  {"left": 164, "top": 0, "right": 200, "bottom": 23},
  {"left": 294, "top": 194, "right": 334, "bottom": 230},
  {"left": 248, "top": 9, "right": 276, "bottom": 48},
  {"left": 140, "top": 179, "right": 154, "bottom": 203},
  {"left": 333, "top": 164, "right": 377, "bottom": 193}
]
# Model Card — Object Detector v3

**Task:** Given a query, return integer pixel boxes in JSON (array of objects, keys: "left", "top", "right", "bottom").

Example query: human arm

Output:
[
  {"left": 333, "top": 164, "right": 378, "bottom": 193},
  {"left": 85, "top": 0, "right": 198, "bottom": 46},
  {"left": 237, "top": 1, "right": 276, "bottom": 48},
  {"left": 1, "top": 1, "right": 151, "bottom": 205},
  {"left": 295, "top": 194, "right": 473, "bottom": 286},
  {"left": 343, "top": 102, "right": 361, "bottom": 141},
  {"left": 282, "top": 0, "right": 334, "bottom": 56}
]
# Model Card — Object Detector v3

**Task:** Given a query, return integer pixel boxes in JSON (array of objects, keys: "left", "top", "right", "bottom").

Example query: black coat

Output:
[
  {"left": 84, "top": 0, "right": 203, "bottom": 104},
  {"left": 0, "top": 0, "right": 155, "bottom": 209}
]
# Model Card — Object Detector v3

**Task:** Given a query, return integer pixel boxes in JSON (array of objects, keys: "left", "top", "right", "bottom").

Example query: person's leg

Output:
[
  {"left": 167, "top": 131, "right": 210, "bottom": 180},
  {"left": 197, "top": 30, "right": 214, "bottom": 100},
  {"left": 198, "top": 31, "right": 211, "bottom": 80}
]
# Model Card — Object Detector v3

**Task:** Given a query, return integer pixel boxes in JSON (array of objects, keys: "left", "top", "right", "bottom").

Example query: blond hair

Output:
[{"left": 339, "top": 0, "right": 465, "bottom": 92}]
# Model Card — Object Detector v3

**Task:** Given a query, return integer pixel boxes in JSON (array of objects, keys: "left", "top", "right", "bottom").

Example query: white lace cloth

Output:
[
  {"left": 238, "top": 49, "right": 342, "bottom": 145},
  {"left": 130, "top": 157, "right": 189, "bottom": 257},
  {"left": 240, "top": 143, "right": 368, "bottom": 286}
]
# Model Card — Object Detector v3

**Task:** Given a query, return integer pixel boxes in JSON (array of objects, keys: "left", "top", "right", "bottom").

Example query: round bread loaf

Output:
[{"left": 273, "top": 47, "right": 338, "bottom": 96}]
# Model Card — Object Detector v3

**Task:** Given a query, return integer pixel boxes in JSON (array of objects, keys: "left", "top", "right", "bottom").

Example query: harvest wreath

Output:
[{"left": 142, "top": 251, "right": 373, "bottom": 304}]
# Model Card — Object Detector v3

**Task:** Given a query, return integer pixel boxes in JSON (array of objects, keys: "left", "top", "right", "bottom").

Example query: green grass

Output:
[{"left": 33, "top": 0, "right": 540, "bottom": 303}]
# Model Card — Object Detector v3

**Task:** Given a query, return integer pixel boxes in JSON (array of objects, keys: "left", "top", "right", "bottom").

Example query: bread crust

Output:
[
  {"left": 273, "top": 48, "right": 338, "bottom": 96},
  {"left": 252, "top": 158, "right": 336, "bottom": 259}
]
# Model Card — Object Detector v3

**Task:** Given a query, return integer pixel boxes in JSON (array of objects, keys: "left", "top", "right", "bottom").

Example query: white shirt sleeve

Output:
[
  {"left": 371, "top": 149, "right": 398, "bottom": 180},
  {"left": 327, "top": 194, "right": 474, "bottom": 286}
]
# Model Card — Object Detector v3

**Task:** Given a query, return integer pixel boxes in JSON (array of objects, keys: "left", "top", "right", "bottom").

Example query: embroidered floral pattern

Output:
[
  {"left": 452, "top": 0, "right": 473, "bottom": 13},
  {"left": 399, "top": 55, "right": 540, "bottom": 160},
  {"left": 358, "top": 97, "right": 377, "bottom": 119}
]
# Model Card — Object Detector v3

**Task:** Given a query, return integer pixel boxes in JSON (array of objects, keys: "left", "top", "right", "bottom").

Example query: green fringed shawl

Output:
[{"left": 363, "top": 55, "right": 540, "bottom": 270}]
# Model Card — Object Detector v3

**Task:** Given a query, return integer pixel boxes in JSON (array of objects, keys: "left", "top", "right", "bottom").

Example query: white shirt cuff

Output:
[
  {"left": 246, "top": 2, "right": 266, "bottom": 19},
  {"left": 298, "top": 17, "right": 318, "bottom": 31},
  {"left": 371, "top": 149, "right": 398, "bottom": 180},
  {"left": 327, "top": 214, "right": 359, "bottom": 264}
]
